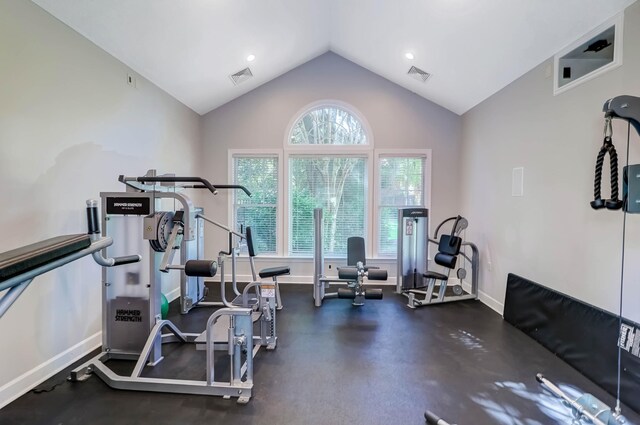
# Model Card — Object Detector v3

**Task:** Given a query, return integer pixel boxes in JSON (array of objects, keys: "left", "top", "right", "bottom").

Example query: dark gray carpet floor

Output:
[{"left": 1, "top": 283, "right": 637, "bottom": 425}]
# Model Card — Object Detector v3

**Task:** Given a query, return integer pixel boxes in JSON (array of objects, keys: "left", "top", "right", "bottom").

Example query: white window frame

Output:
[
  {"left": 228, "top": 149, "right": 284, "bottom": 256},
  {"left": 284, "top": 100, "right": 375, "bottom": 258},
  {"left": 373, "top": 149, "right": 432, "bottom": 258},
  {"left": 284, "top": 99, "right": 374, "bottom": 153},
  {"left": 228, "top": 104, "right": 433, "bottom": 261}
]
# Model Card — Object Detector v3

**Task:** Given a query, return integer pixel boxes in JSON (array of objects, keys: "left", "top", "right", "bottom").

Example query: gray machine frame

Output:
[
  {"left": 313, "top": 208, "right": 385, "bottom": 306},
  {"left": 396, "top": 208, "right": 479, "bottom": 308},
  {"left": 69, "top": 172, "right": 274, "bottom": 403}
]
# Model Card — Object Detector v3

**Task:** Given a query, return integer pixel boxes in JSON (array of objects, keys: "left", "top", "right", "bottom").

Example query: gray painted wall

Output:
[
  {"left": 460, "top": 3, "right": 640, "bottom": 318},
  {"left": 0, "top": 0, "right": 201, "bottom": 406},
  {"left": 200, "top": 52, "right": 462, "bottom": 280}
]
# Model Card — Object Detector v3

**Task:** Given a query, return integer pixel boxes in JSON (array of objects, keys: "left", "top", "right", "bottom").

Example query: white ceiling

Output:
[{"left": 32, "top": 0, "right": 636, "bottom": 115}]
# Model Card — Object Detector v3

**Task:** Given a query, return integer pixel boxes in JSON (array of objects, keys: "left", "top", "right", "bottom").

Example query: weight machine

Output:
[
  {"left": 66, "top": 171, "right": 277, "bottom": 403},
  {"left": 535, "top": 95, "right": 640, "bottom": 424},
  {"left": 396, "top": 208, "right": 479, "bottom": 308},
  {"left": 312, "top": 208, "right": 387, "bottom": 307},
  {"left": 108, "top": 170, "right": 251, "bottom": 314}
]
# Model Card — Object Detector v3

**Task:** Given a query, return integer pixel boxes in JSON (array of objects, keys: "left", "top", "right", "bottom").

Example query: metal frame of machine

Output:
[
  {"left": 68, "top": 171, "right": 276, "bottom": 403},
  {"left": 396, "top": 208, "right": 479, "bottom": 308},
  {"left": 312, "top": 208, "right": 386, "bottom": 307}
]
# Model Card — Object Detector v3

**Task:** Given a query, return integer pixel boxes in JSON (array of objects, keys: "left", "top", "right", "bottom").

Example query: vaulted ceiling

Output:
[{"left": 32, "top": 0, "right": 635, "bottom": 115}]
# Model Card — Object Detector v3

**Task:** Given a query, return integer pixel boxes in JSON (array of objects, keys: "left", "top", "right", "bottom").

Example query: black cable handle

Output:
[{"left": 591, "top": 135, "right": 623, "bottom": 210}]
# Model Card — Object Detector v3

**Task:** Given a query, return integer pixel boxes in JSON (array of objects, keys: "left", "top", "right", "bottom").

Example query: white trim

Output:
[
  {"left": 284, "top": 99, "right": 374, "bottom": 148},
  {"left": 165, "top": 285, "right": 181, "bottom": 302},
  {"left": 553, "top": 13, "right": 624, "bottom": 96},
  {"left": 460, "top": 280, "right": 504, "bottom": 315},
  {"left": 283, "top": 150, "right": 290, "bottom": 256},
  {"left": 0, "top": 332, "right": 102, "bottom": 409},
  {"left": 228, "top": 149, "right": 283, "bottom": 255},
  {"left": 210, "top": 275, "right": 398, "bottom": 286}
]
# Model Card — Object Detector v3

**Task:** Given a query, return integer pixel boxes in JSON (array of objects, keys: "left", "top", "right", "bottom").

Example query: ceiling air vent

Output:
[
  {"left": 407, "top": 66, "right": 431, "bottom": 83},
  {"left": 229, "top": 67, "right": 253, "bottom": 86}
]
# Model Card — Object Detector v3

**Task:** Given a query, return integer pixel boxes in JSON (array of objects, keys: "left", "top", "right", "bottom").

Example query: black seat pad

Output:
[
  {"left": 0, "top": 234, "right": 91, "bottom": 282},
  {"left": 423, "top": 271, "right": 449, "bottom": 281},
  {"left": 259, "top": 266, "right": 290, "bottom": 279}
]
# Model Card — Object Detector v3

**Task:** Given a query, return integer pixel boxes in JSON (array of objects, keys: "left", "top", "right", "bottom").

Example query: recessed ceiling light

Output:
[
  {"left": 405, "top": 52, "right": 414, "bottom": 60},
  {"left": 247, "top": 54, "right": 256, "bottom": 62}
]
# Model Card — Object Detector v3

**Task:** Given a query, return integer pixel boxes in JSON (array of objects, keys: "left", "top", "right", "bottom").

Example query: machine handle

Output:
[
  {"left": 112, "top": 255, "right": 142, "bottom": 266},
  {"left": 204, "top": 184, "right": 251, "bottom": 197},
  {"left": 131, "top": 176, "right": 221, "bottom": 195}
]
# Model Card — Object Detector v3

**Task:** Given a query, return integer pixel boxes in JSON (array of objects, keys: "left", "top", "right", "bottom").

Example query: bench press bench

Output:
[{"left": 0, "top": 232, "right": 134, "bottom": 319}]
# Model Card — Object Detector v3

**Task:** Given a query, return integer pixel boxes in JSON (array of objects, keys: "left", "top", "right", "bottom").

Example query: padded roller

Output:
[
  {"left": 337, "top": 288, "right": 356, "bottom": 299},
  {"left": 184, "top": 260, "right": 217, "bottom": 277},
  {"left": 434, "top": 252, "right": 457, "bottom": 269},
  {"left": 338, "top": 268, "right": 358, "bottom": 280},
  {"left": 367, "top": 269, "right": 388, "bottom": 281},
  {"left": 364, "top": 289, "right": 383, "bottom": 299}
]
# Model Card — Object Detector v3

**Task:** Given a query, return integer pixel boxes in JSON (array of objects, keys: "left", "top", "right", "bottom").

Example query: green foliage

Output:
[{"left": 290, "top": 107, "right": 367, "bottom": 145}]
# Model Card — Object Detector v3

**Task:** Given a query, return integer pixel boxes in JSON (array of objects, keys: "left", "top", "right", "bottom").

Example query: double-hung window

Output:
[
  {"left": 287, "top": 104, "right": 369, "bottom": 257},
  {"left": 376, "top": 154, "right": 427, "bottom": 257},
  {"left": 231, "top": 154, "right": 279, "bottom": 254},
  {"left": 230, "top": 102, "right": 430, "bottom": 259}
]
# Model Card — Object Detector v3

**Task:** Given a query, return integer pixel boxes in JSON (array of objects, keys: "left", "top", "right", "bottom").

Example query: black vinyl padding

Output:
[
  {"left": 0, "top": 234, "right": 91, "bottom": 283},
  {"left": 338, "top": 268, "right": 358, "bottom": 280},
  {"left": 423, "top": 271, "right": 449, "bottom": 281},
  {"left": 184, "top": 260, "right": 217, "bottom": 277},
  {"left": 337, "top": 288, "right": 356, "bottom": 299},
  {"left": 438, "top": 235, "right": 461, "bottom": 256},
  {"left": 364, "top": 289, "right": 383, "bottom": 299},
  {"left": 367, "top": 269, "right": 388, "bottom": 281},
  {"left": 434, "top": 252, "right": 457, "bottom": 269},
  {"left": 504, "top": 273, "right": 640, "bottom": 414},
  {"left": 245, "top": 227, "right": 256, "bottom": 257},
  {"left": 347, "top": 237, "right": 366, "bottom": 266},
  {"left": 259, "top": 266, "right": 290, "bottom": 279}
]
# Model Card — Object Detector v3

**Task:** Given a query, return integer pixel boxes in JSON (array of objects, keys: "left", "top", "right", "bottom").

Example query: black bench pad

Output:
[
  {"left": 423, "top": 271, "right": 449, "bottom": 280},
  {"left": 259, "top": 266, "right": 290, "bottom": 279},
  {"left": 0, "top": 234, "right": 91, "bottom": 283}
]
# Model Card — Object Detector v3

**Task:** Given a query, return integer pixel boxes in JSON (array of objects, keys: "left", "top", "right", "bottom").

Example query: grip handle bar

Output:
[{"left": 118, "top": 175, "right": 251, "bottom": 197}]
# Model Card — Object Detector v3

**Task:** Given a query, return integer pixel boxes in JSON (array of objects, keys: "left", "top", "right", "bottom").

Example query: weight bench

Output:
[
  {"left": 246, "top": 227, "right": 289, "bottom": 310},
  {"left": 0, "top": 234, "right": 119, "bottom": 319}
]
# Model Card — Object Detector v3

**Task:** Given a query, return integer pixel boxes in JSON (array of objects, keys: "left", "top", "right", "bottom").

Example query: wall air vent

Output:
[
  {"left": 407, "top": 66, "right": 431, "bottom": 83},
  {"left": 229, "top": 67, "right": 253, "bottom": 86}
]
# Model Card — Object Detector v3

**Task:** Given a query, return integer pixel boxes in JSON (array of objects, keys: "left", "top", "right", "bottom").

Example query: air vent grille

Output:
[
  {"left": 230, "top": 67, "right": 253, "bottom": 86},
  {"left": 407, "top": 66, "right": 431, "bottom": 83}
]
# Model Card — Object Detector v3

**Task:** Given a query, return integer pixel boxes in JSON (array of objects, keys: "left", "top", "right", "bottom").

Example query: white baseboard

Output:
[
  {"left": 461, "top": 280, "right": 504, "bottom": 314},
  {"left": 211, "top": 274, "right": 398, "bottom": 286},
  {"left": 165, "top": 285, "right": 181, "bottom": 302},
  {"left": 0, "top": 332, "right": 102, "bottom": 410},
  {"left": 477, "top": 289, "right": 504, "bottom": 315}
]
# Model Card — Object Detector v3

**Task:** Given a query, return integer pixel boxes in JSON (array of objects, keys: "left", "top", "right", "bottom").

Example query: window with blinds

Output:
[
  {"left": 289, "top": 156, "right": 366, "bottom": 256},
  {"left": 378, "top": 156, "right": 425, "bottom": 256},
  {"left": 233, "top": 156, "right": 278, "bottom": 254}
]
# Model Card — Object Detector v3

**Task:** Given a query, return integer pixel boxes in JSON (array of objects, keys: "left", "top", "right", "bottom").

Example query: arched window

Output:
[
  {"left": 231, "top": 101, "right": 429, "bottom": 258},
  {"left": 289, "top": 106, "right": 368, "bottom": 145},
  {"left": 287, "top": 103, "right": 370, "bottom": 256}
]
